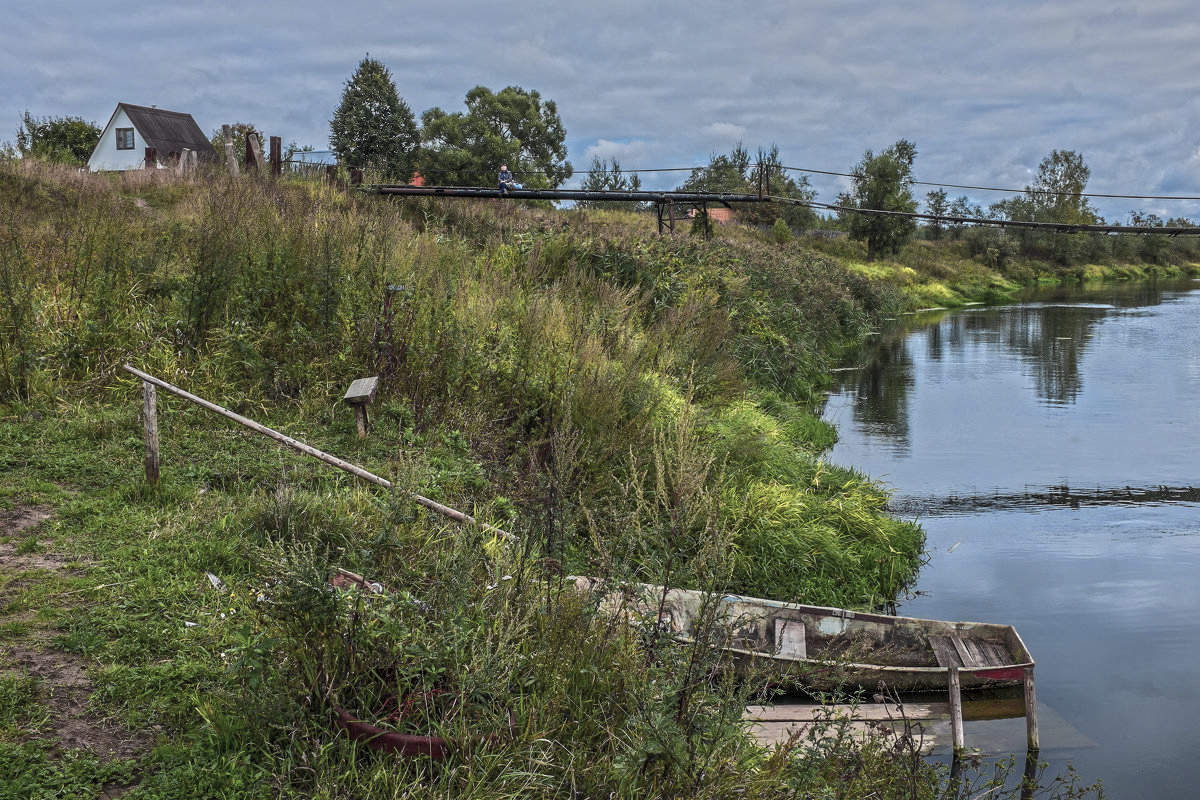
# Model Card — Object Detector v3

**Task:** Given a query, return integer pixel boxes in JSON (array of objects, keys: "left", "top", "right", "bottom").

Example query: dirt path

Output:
[{"left": 1, "top": 505, "right": 151, "bottom": 764}]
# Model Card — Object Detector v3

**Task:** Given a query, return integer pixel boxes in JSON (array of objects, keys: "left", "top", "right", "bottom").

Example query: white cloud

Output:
[
  {"left": 582, "top": 138, "right": 649, "bottom": 165},
  {"left": 703, "top": 122, "right": 747, "bottom": 143},
  {"left": 3, "top": 0, "right": 1199, "bottom": 218}
]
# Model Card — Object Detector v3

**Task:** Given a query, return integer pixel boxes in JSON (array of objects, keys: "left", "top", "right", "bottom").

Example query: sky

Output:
[{"left": 5, "top": 0, "right": 1200, "bottom": 221}]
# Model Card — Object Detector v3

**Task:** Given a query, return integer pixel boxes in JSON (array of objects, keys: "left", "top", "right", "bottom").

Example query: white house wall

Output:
[{"left": 88, "top": 108, "right": 151, "bottom": 172}]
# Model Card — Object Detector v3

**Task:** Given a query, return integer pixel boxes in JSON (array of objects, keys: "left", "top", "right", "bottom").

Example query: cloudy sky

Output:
[{"left": 5, "top": 0, "right": 1200, "bottom": 220}]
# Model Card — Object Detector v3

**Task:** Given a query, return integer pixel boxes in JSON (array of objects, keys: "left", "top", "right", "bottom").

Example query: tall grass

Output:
[
  {"left": 0, "top": 160, "right": 1105, "bottom": 798},
  {"left": 0, "top": 159, "right": 921, "bottom": 608}
]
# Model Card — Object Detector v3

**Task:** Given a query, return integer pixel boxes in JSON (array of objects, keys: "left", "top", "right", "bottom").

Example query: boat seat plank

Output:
[
  {"left": 973, "top": 640, "right": 1011, "bottom": 666},
  {"left": 929, "top": 635, "right": 964, "bottom": 668},
  {"left": 950, "top": 634, "right": 982, "bottom": 667}
]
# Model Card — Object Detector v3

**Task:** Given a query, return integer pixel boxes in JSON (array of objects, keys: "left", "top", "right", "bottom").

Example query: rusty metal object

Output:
[{"left": 332, "top": 706, "right": 450, "bottom": 759}]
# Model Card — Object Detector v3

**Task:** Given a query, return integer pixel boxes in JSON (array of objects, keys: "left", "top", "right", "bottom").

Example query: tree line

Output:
[{"left": 9, "top": 55, "right": 1192, "bottom": 262}]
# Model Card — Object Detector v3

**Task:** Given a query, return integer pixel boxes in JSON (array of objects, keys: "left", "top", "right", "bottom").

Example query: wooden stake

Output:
[
  {"left": 948, "top": 666, "right": 964, "bottom": 752},
  {"left": 354, "top": 405, "right": 368, "bottom": 438},
  {"left": 1024, "top": 666, "right": 1039, "bottom": 751},
  {"left": 222, "top": 125, "right": 240, "bottom": 177},
  {"left": 270, "top": 136, "right": 282, "bottom": 177},
  {"left": 142, "top": 381, "right": 159, "bottom": 486}
]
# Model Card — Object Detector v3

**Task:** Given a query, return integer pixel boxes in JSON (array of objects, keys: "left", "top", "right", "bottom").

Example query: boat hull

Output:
[{"left": 574, "top": 578, "right": 1034, "bottom": 693}]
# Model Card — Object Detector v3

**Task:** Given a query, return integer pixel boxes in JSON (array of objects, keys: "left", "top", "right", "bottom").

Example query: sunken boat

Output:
[{"left": 574, "top": 578, "right": 1034, "bottom": 693}]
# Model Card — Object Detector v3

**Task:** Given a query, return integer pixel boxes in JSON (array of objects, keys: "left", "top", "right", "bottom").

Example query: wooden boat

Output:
[{"left": 573, "top": 577, "right": 1034, "bottom": 693}]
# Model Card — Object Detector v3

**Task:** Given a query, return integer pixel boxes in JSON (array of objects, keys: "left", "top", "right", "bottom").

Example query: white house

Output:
[{"left": 87, "top": 103, "right": 216, "bottom": 171}]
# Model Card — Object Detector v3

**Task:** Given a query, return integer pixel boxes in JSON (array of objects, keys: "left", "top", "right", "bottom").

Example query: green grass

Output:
[{"left": 0, "top": 159, "right": 1101, "bottom": 798}]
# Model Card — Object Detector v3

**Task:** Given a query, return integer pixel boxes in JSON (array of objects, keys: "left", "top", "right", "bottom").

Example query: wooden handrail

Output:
[{"left": 122, "top": 364, "right": 515, "bottom": 541}]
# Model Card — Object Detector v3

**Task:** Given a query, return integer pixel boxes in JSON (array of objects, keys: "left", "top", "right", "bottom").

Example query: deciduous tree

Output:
[
  {"left": 679, "top": 144, "right": 816, "bottom": 230},
  {"left": 924, "top": 188, "right": 948, "bottom": 240},
  {"left": 420, "top": 86, "right": 571, "bottom": 188},
  {"left": 16, "top": 112, "right": 100, "bottom": 165},
  {"left": 837, "top": 140, "right": 918, "bottom": 259}
]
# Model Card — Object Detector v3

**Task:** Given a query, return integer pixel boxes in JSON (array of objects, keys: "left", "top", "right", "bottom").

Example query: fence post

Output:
[
  {"left": 245, "top": 133, "right": 265, "bottom": 172},
  {"left": 142, "top": 381, "right": 159, "bottom": 486},
  {"left": 270, "top": 136, "right": 282, "bottom": 177},
  {"left": 1024, "top": 666, "right": 1039, "bottom": 751},
  {"left": 222, "top": 125, "right": 240, "bottom": 177},
  {"left": 948, "top": 666, "right": 964, "bottom": 752}
]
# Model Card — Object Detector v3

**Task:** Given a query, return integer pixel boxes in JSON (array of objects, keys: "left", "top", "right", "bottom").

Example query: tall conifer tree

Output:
[{"left": 330, "top": 57, "right": 419, "bottom": 179}]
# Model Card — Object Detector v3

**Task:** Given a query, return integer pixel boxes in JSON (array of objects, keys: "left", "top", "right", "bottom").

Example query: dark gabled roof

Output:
[{"left": 117, "top": 103, "right": 217, "bottom": 159}]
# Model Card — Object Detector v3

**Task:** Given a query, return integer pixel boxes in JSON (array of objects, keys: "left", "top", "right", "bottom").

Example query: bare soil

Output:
[
  {"left": 1, "top": 505, "right": 151, "bottom": 763},
  {"left": 1, "top": 644, "right": 150, "bottom": 760}
]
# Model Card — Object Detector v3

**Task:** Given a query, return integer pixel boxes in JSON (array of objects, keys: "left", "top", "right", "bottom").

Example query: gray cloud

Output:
[{"left": 5, "top": 0, "right": 1199, "bottom": 219}]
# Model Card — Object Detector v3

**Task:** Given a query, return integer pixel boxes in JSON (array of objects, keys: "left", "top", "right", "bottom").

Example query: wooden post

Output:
[
  {"left": 350, "top": 168, "right": 363, "bottom": 186},
  {"left": 325, "top": 165, "right": 337, "bottom": 184},
  {"left": 1024, "top": 666, "right": 1039, "bottom": 751},
  {"left": 270, "top": 136, "right": 282, "bottom": 177},
  {"left": 948, "top": 666, "right": 964, "bottom": 752},
  {"left": 144, "top": 147, "right": 157, "bottom": 170},
  {"left": 142, "top": 381, "right": 159, "bottom": 486},
  {"left": 245, "top": 133, "right": 265, "bottom": 172},
  {"left": 222, "top": 125, "right": 240, "bottom": 177},
  {"left": 343, "top": 376, "right": 379, "bottom": 439}
]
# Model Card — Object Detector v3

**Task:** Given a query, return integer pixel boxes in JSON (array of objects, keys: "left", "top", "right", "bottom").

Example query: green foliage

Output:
[
  {"left": 992, "top": 150, "right": 1098, "bottom": 226},
  {"left": 679, "top": 144, "right": 817, "bottom": 230},
  {"left": 0, "top": 161, "right": 1109, "bottom": 797},
  {"left": 330, "top": 57, "right": 420, "bottom": 180},
  {"left": 837, "top": 140, "right": 919, "bottom": 259},
  {"left": 15, "top": 112, "right": 100, "bottom": 165},
  {"left": 924, "top": 187, "right": 948, "bottom": 240},
  {"left": 421, "top": 85, "right": 571, "bottom": 187},
  {"left": 770, "top": 217, "right": 792, "bottom": 244},
  {"left": 576, "top": 157, "right": 644, "bottom": 209},
  {"left": 208, "top": 122, "right": 263, "bottom": 170}
]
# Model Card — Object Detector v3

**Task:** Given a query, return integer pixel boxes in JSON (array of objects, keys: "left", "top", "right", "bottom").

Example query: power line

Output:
[
  {"left": 779, "top": 165, "right": 1200, "bottom": 202},
  {"left": 406, "top": 160, "right": 1200, "bottom": 204},
  {"left": 768, "top": 195, "right": 1200, "bottom": 235}
]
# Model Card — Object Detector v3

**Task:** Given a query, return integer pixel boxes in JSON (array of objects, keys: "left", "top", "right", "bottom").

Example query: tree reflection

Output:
[{"left": 830, "top": 282, "right": 1179, "bottom": 444}]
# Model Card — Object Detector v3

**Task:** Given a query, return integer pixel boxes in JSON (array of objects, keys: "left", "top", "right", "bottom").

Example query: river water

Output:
[{"left": 821, "top": 279, "right": 1200, "bottom": 797}]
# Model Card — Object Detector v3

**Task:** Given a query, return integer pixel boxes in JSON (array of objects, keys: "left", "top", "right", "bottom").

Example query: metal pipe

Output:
[{"left": 371, "top": 184, "right": 770, "bottom": 204}]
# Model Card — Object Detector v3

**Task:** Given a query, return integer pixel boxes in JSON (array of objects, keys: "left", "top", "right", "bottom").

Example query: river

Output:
[{"left": 821, "top": 278, "right": 1200, "bottom": 797}]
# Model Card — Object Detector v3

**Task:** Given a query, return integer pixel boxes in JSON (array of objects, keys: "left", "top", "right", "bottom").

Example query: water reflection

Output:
[
  {"left": 822, "top": 279, "right": 1200, "bottom": 798},
  {"left": 831, "top": 282, "right": 1183, "bottom": 443}
]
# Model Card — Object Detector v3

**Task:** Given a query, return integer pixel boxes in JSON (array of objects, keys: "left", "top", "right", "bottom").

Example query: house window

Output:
[{"left": 116, "top": 128, "right": 135, "bottom": 150}]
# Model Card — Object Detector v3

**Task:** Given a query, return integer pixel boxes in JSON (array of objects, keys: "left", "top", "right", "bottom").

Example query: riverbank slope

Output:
[{"left": 0, "top": 162, "right": 1100, "bottom": 798}]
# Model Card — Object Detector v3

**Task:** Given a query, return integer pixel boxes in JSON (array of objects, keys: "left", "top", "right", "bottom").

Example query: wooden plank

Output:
[
  {"left": 929, "top": 635, "right": 963, "bottom": 668},
  {"left": 744, "top": 702, "right": 950, "bottom": 722},
  {"left": 343, "top": 376, "right": 379, "bottom": 405},
  {"left": 951, "top": 634, "right": 981, "bottom": 667},
  {"left": 747, "top": 719, "right": 936, "bottom": 753},
  {"left": 774, "top": 618, "right": 806, "bottom": 658},
  {"left": 976, "top": 639, "right": 1010, "bottom": 666},
  {"left": 961, "top": 636, "right": 990, "bottom": 667},
  {"left": 1025, "top": 667, "right": 1039, "bottom": 750}
]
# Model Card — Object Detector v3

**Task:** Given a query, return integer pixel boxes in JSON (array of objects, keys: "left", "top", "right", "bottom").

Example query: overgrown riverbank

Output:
[{"left": 1, "top": 161, "right": 1100, "bottom": 798}]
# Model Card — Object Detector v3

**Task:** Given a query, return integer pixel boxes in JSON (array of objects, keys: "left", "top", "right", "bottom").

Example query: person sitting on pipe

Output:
[{"left": 498, "top": 164, "right": 521, "bottom": 193}]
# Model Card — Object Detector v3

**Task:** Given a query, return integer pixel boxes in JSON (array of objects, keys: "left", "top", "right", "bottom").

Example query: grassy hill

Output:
[{"left": 0, "top": 161, "right": 1106, "bottom": 798}]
